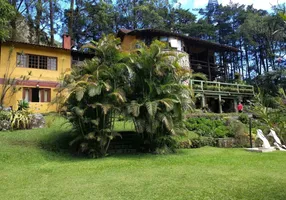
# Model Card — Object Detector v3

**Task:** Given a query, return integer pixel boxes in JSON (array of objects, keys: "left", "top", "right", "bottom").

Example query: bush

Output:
[
  {"left": 228, "top": 120, "right": 249, "bottom": 147},
  {"left": 10, "top": 110, "right": 31, "bottom": 130},
  {"left": 0, "top": 110, "right": 11, "bottom": 131},
  {"left": 0, "top": 110, "right": 10, "bottom": 121},
  {"left": 238, "top": 113, "right": 249, "bottom": 124},
  {"left": 153, "top": 136, "right": 177, "bottom": 154},
  {"left": 190, "top": 137, "right": 217, "bottom": 148},
  {"left": 185, "top": 117, "right": 230, "bottom": 138},
  {"left": 174, "top": 131, "right": 198, "bottom": 149}
]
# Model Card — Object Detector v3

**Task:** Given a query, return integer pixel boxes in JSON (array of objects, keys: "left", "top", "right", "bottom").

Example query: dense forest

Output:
[{"left": 0, "top": 0, "right": 285, "bottom": 82}]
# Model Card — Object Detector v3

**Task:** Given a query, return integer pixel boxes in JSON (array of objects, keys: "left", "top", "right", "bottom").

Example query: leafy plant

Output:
[
  {"left": 9, "top": 110, "right": 31, "bottom": 130},
  {"left": 17, "top": 100, "right": 29, "bottom": 111}
]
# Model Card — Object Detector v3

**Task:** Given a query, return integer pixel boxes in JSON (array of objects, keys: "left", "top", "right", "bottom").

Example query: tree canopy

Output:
[{"left": 1, "top": 0, "right": 286, "bottom": 91}]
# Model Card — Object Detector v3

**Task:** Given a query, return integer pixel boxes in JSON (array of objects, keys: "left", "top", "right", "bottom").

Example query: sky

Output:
[{"left": 179, "top": 0, "right": 286, "bottom": 11}]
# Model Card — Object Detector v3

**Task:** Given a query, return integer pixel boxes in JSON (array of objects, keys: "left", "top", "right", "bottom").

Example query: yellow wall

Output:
[
  {"left": 121, "top": 35, "right": 137, "bottom": 51},
  {"left": 0, "top": 43, "right": 71, "bottom": 113}
]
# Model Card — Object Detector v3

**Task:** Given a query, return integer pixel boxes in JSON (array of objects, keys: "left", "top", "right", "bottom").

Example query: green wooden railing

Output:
[{"left": 190, "top": 80, "right": 254, "bottom": 95}]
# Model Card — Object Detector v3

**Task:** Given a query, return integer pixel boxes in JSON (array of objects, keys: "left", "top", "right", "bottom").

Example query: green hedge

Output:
[
  {"left": 176, "top": 115, "right": 250, "bottom": 149},
  {"left": 185, "top": 117, "right": 231, "bottom": 138}
]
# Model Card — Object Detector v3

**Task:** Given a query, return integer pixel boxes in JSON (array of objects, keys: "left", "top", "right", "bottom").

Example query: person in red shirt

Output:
[{"left": 237, "top": 102, "right": 243, "bottom": 113}]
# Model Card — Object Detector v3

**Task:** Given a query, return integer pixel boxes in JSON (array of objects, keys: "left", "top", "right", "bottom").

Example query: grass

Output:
[
  {"left": 113, "top": 120, "right": 135, "bottom": 131},
  {"left": 1, "top": 116, "right": 286, "bottom": 200}
]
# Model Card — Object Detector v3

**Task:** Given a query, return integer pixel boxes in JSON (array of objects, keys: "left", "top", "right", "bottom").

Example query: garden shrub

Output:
[
  {"left": 185, "top": 117, "right": 230, "bottom": 138},
  {"left": 228, "top": 120, "right": 249, "bottom": 147},
  {"left": 10, "top": 110, "right": 31, "bottom": 130},
  {"left": 190, "top": 137, "right": 217, "bottom": 148},
  {"left": 238, "top": 113, "right": 249, "bottom": 124},
  {"left": 0, "top": 110, "right": 10, "bottom": 121},
  {"left": 174, "top": 131, "right": 198, "bottom": 149},
  {"left": 0, "top": 110, "right": 31, "bottom": 131}
]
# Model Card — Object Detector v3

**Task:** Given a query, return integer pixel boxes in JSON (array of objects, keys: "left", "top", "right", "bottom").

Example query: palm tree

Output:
[
  {"left": 59, "top": 35, "right": 132, "bottom": 157},
  {"left": 126, "top": 40, "right": 194, "bottom": 153}
]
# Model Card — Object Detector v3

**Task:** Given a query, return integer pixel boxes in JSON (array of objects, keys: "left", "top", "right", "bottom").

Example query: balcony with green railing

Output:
[{"left": 190, "top": 80, "right": 254, "bottom": 96}]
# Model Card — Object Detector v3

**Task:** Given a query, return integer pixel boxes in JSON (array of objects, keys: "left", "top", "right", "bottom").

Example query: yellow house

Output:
[{"left": 0, "top": 37, "right": 71, "bottom": 113}]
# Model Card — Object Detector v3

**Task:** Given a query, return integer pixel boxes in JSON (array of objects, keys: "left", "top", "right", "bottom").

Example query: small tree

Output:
[{"left": 0, "top": 0, "right": 16, "bottom": 42}]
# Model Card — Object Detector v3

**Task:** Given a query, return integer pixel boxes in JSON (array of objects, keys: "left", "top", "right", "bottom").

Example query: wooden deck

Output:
[{"left": 190, "top": 80, "right": 254, "bottom": 97}]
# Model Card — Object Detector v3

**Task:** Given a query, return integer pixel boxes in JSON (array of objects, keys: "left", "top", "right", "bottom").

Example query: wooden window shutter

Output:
[
  {"left": 40, "top": 89, "right": 44, "bottom": 102},
  {"left": 47, "top": 89, "right": 51, "bottom": 102},
  {"left": 23, "top": 88, "right": 30, "bottom": 102},
  {"left": 22, "top": 88, "right": 26, "bottom": 100},
  {"left": 29, "top": 88, "right": 32, "bottom": 102}
]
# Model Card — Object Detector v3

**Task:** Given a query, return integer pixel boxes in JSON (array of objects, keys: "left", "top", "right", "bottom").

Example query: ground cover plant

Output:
[
  {"left": 182, "top": 114, "right": 250, "bottom": 148},
  {"left": 1, "top": 116, "right": 286, "bottom": 200}
]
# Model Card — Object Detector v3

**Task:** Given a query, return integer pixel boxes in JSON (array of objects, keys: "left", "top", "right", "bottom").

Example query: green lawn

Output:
[{"left": 1, "top": 116, "right": 286, "bottom": 200}]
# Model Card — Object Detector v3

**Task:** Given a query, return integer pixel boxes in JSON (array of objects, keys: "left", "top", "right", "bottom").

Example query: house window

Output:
[
  {"left": 39, "top": 56, "right": 48, "bottom": 69},
  {"left": 159, "top": 36, "right": 168, "bottom": 42},
  {"left": 22, "top": 88, "right": 51, "bottom": 102},
  {"left": 17, "top": 53, "right": 27, "bottom": 67},
  {"left": 29, "top": 55, "right": 39, "bottom": 69},
  {"left": 47, "top": 57, "right": 57, "bottom": 70},
  {"left": 17, "top": 53, "right": 57, "bottom": 70}
]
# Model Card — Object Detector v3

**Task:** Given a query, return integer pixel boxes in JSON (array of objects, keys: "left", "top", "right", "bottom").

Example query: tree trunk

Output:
[
  {"left": 245, "top": 47, "right": 250, "bottom": 79},
  {"left": 49, "top": 0, "right": 55, "bottom": 46},
  {"left": 35, "top": 0, "right": 42, "bottom": 44},
  {"left": 25, "top": 1, "right": 34, "bottom": 43},
  {"left": 68, "top": 0, "right": 74, "bottom": 38},
  {"left": 239, "top": 39, "right": 243, "bottom": 79},
  {"left": 259, "top": 46, "right": 267, "bottom": 73},
  {"left": 132, "top": 0, "right": 137, "bottom": 29},
  {"left": 254, "top": 51, "right": 260, "bottom": 75},
  {"left": 10, "top": 0, "right": 17, "bottom": 40}
]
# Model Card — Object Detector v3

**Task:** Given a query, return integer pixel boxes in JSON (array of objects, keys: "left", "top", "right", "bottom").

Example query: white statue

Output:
[
  {"left": 268, "top": 129, "right": 286, "bottom": 150},
  {"left": 274, "top": 142, "right": 286, "bottom": 151},
  {"left": 256, "top": 129, "right": 271, "bottom": 149}
]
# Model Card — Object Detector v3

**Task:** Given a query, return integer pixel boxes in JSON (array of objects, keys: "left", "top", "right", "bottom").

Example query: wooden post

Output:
[
  {"left": 207, "top": 49, "right": 211, "bottom": 81},
  {"left": 223, "top": 52, "right": 227, "bottom": 81},
  {"left": 234, "top": 98, "right": 238, "bottom": 113},
  {"left": 202, "top": 95, "right": 206, "bottom": 108},
  {"left": 218, "top": 94, "right": 222, "bottom": 114}
]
